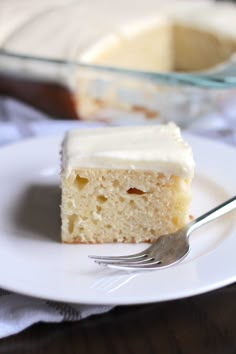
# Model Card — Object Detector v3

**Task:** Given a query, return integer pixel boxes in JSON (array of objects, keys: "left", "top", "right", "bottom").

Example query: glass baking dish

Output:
[{"left": 0, "top": 0, "right": 236, "bottom": 127}]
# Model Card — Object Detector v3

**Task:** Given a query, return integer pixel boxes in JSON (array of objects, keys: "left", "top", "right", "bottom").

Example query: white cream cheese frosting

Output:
[{"left": 62, "top": 123, "right": 194, "bottom": 178}]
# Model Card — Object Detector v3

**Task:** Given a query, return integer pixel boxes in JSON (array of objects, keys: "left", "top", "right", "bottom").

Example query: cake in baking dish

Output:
[
  {"left": 60, "top": 123, "right": 194, "bottom": 243},
  {"left": 81, "top": 1, "right": 236, "bottom": 73}
]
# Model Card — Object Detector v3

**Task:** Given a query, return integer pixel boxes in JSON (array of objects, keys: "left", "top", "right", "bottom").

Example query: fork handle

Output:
[{"left": 188, "top": 196, "right": 236, "bottom": 235}]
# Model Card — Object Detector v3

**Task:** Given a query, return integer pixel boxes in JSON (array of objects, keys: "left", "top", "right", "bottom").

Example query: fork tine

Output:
[
  {"left": 95, "top": 259, "right": 161, "bottom": 268},
  {"left": 93, "top": 256, "right": 155, "bottom": 264},
  {"left": 106, "top": 263, "right": 163, "bottom": 271},
  {"left": 100, "top": 262, "right": 162, "bottom": 271},
  {"left": 88, "top": 252, "right": 148, "bottom": 261}
]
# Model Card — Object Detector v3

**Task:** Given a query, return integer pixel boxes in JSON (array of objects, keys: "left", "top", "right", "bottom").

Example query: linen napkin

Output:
[
  {"left": 0, "top": 97, "right": 235, "bottom": 339},
  {"left": 1, "top": 97, "right": 236, "bottom": 147}
]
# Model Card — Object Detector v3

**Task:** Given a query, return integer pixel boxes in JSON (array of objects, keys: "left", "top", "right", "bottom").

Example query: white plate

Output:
[{"left": 0, "top": 134, "right": 235, "bottom": 305}]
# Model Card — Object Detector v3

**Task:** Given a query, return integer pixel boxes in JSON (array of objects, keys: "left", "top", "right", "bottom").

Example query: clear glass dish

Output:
[{"left": 0, "top": 0, "right": 236, "bottom": 127}]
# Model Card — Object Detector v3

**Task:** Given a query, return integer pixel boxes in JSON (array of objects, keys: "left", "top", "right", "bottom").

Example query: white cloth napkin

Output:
[
  {"left": 0, "top": 97, "right": 235, "bottom": 339},
  {"left": 0, "top": 289, "right": 113, "bottom": 339},
  {"left": 1, "top": 97, "right": 236, "bottom": 146}
]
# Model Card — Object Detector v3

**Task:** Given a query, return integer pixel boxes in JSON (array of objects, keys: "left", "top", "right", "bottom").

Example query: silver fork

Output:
[{"left": 89, "top": 196, "right": 236, "bottom": 271}]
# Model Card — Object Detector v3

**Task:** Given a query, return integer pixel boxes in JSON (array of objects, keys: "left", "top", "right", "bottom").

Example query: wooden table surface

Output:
[{"left": 0, "top": 283, "right": 235, "bottom": 354}]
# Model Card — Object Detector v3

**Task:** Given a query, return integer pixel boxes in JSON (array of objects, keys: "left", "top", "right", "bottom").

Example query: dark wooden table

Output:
[{"left": 0, "top": 284, "right": 235, "bottom": 354}]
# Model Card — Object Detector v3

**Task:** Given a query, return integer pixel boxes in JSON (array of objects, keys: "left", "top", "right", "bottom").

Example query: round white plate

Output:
[{"left": 0, "top": 134, "right": 235, "bottom": 305}]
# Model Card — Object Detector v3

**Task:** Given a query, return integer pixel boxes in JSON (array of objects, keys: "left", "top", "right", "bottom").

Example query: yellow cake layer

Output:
[{"left": 61, "top": 169, "right": 192, "bottom": 243}]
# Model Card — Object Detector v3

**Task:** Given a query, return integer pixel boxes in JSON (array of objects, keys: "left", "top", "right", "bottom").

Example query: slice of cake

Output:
[{"left": 61, "top": 123, "right": 194, "bottom": 243}]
